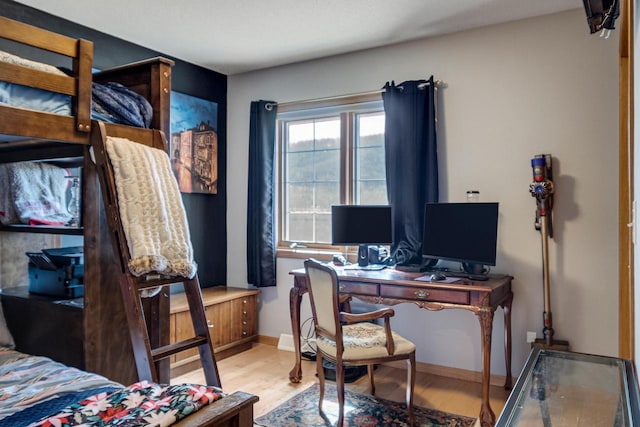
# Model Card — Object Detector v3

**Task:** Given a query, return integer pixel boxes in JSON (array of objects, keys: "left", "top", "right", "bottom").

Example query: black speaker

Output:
[{"left": 357, "top": 244, "right": 369, "bottom": 267}]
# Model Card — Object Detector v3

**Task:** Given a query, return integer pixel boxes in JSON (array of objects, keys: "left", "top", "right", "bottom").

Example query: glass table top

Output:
[{"left": 496, "top": 348, "right": 639, "bottom": 427}]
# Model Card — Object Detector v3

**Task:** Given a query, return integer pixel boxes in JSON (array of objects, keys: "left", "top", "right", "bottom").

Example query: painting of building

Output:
[{"left": 170, "top": 91, "right": 218, "bottom": 194}]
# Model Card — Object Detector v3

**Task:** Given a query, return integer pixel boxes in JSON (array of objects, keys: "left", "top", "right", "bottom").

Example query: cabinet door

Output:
[
  {"left": 173, "top": 311, "right": 198, "bottom": 362},
  {"left": 208, "top": 301, "right": 231, "bottom": 348},
  {"left": 173, "top": 301, "right": 231, "bottom": 362},
  {"left": 230, "top": 295, "right": 257, "bottom": 342}
]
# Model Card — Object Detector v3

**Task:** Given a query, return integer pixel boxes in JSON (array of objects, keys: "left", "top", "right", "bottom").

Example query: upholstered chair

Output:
[{"left": 304, "top": 258, "right": 416, "bottom": 426}]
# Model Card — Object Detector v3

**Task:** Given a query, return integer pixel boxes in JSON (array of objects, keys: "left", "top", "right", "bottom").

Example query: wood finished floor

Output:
[{"left": 172, "top": 343, "right": 510, "bottom": 421}]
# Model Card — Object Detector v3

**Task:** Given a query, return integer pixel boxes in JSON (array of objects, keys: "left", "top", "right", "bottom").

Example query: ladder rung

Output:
[
  {"left": 151, "top": 336, "right": 209, "bottom": 361},
  {"left": 134, "top": 276, "right": 186, "bottom": 289}
]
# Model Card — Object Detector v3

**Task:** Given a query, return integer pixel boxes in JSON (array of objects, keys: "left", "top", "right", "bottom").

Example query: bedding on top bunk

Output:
[
  {"left": 0, "top": 161, "right": 73, "bottom": 226},
  {"left": 0, "top": 50, "right": 153, "bottom": 128},
  {"left": 0, "top": 347, "right": 225, "bottom": 427}
]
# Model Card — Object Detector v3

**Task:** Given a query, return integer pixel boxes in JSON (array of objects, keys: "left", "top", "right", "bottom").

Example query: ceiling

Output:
[{"left": 15, "top": 0, "right": 582, "bottom": 75}]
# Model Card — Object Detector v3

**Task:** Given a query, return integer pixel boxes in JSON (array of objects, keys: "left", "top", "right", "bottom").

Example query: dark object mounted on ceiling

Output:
[{"left": 583, "top": 0, "right": 620, "bottom": 34}]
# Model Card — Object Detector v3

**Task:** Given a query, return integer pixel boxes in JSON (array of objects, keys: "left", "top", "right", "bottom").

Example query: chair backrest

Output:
[{"left": 304, "top": 259, "right": 341, "bottom": 341}]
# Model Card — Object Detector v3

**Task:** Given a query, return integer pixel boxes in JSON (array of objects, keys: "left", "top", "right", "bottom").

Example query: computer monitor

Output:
[
  {"left": 422, "top": 202, "right": 499, "bottom": 276},
  {"left": 331, "top": 205, "right": 392, "bottom": 268}
]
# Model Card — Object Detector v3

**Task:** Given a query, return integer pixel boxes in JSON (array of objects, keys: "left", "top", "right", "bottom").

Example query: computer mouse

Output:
[{"left": 429, "top": 272, "right": 447, "bottom": 282}]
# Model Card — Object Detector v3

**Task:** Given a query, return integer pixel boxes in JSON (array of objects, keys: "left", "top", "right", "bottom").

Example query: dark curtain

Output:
[
  {"left": 247, "top": 100, "right": 278, "bottom": 287},
  {"left": 382, "top": 77, "right": 438, "bottom": 266}
]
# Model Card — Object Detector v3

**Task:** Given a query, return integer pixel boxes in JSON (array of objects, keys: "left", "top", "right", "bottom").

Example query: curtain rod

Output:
[{"left": 266, "top": 79, "right": 442, "bottom": 110}]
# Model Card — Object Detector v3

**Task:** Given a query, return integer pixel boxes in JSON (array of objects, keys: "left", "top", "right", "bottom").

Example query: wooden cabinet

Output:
[{"left": 170, "top": 286, "right": 259, "bottom": 377}]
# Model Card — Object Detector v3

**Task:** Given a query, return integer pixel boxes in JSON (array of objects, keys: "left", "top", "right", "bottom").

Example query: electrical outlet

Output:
[{"left": 526, "top": 331, "right": 537, "bottom": 343}]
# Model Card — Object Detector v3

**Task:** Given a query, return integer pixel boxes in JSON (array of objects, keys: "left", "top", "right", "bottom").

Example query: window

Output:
[{"left": 277, "top": 95, "right": 387, "bottom": 251}]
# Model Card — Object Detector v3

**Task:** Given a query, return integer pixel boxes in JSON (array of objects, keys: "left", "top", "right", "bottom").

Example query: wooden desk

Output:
[{"left": 289, "top": 267, "right": 514, "bottom": 427}]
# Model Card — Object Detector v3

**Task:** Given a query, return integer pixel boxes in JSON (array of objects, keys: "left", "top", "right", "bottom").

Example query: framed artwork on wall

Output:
[{"left": 170, "top": 91, "right": 219, "bottom": 194}]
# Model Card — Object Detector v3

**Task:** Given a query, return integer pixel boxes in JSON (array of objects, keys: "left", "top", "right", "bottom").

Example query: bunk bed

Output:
[
  {"left": 0, "top": 15, "right": 257, "bottom": 427},
  {"left": 0, "top": 346, "right": 257, "bottom": 427}
]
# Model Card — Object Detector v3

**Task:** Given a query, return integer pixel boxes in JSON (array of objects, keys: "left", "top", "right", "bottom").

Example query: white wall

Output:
[{"left": 227, "top": 9, "right": 619, "bottom": 377}]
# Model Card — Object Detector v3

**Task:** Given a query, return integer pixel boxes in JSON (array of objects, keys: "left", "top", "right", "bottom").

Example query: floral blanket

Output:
[
  {"left": 31, "top": 380, "right": 224, "bottom": 427},
  {"left": 0, "top": 348, "right": 225, "bottom": 427}
]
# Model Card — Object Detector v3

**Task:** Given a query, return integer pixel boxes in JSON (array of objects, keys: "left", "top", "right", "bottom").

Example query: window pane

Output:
[
  {"left": 315, "top": 213, "right": 332, "bottom": 244},
  {"left": 287, "top": 213, "right": 313, "bottom": 242},
  {"left": 357, "top": 180, "right": 388, "bottom": 205},
  {"left": 314, "top": 119, "right": 340, "bottom": 149},
  {"left": 287, "top": 121, "right": 314, "bottom": 152},
  {"left": 358, "top": 113, "right": 385, "bottom": 148},
  {"left": 287, "top": 183, "right": 313, "bottom": 211},
  {"left": 287, "top": 212, "right": 333, "bottom": 243},
  {"left": 357, "top": 146, "right": 385, "bottom": 180},
  {"left": 287, "top": 151, "right": 314, "bottom": 182},
  {"left": 283, "top": 116, "right": 341, "bottom": 244},
  {"left": 314, "top": 149, "right": 340, "bottom": 181},
  {"left": 315, "top": 182, "right": 341, "bottom": 211},
  {"left": 356, "top": 112, "right": 387, "bottom": 204}
]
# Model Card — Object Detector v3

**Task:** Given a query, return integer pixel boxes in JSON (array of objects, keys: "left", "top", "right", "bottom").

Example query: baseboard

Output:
[
  {"left": 257, "top": 335, "right": 279, "bottom": 346},
  {"left": 384, "top": 359, "right": 507, "bottom": 387},
  {"left": 276, "top": 333, "right": 295, "bottom": 352},
  {"left": 272, "top": 333, "right": 316, "bottom": 353}
]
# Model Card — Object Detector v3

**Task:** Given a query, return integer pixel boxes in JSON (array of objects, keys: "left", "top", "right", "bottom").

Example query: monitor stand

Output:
[
  {"left": 395, "top": 264, "right": 428, "bottom": 273},
  {"left": 450, "top": 272, "right": 490, "bottom": 281},
  {"left": 462, "top": 262, "right": 487, "bottom": 275}
]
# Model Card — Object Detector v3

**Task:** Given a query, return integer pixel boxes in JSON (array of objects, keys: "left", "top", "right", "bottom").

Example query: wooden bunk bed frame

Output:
[{"left": 0, "top": 15, "right": 257, "bottom": 427}]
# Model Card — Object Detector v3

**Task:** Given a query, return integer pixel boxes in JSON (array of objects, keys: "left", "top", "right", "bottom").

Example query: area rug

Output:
[{"left": 254, "top": 383, "right": 477, "bottom": 426}]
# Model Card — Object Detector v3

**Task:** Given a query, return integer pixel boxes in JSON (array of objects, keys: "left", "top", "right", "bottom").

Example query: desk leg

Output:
[
  {"left": 288, "top": 285, "right": 304, "bottom": 383},
  {"left": 478, "top": 308, "right": 495, "bottom": 427},
  {"left": 502, "top": 292, "right": 514, "bottom": 390}
]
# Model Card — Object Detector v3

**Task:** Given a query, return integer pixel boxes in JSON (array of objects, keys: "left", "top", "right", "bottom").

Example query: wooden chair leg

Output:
[
  {"left": 407, "top": 353, "right": 416, "bottom": 426},
  {"left": 368, "top": 363, "right": 376, "bottom": 396},
  {"left": 336, "top": 360, "right": 345, "bottom": 427},
  {"left": 317, "top": 354, "right": 325, "bottom": 415}
]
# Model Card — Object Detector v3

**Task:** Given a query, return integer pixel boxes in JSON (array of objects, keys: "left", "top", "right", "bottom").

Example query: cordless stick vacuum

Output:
[{"left": 529, "top": 155, "right": 569, "bottom": 350}]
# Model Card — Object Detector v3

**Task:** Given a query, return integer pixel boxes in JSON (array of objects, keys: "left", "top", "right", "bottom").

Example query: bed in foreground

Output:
[{"left": 0, "top": 346, "right": 257, "bottom": 427}]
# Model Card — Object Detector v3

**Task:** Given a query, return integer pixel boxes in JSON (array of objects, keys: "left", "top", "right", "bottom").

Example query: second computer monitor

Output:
[{"left": 422, "top": 202, "right": 499, "bottom": 274}]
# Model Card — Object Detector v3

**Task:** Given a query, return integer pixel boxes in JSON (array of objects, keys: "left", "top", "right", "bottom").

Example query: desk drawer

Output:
[
  {"left": 380, "top": 284, "right": 469, "bottom": 305},
  {"left": 339, "top": 281, "right": 378, "bottom": 296}
]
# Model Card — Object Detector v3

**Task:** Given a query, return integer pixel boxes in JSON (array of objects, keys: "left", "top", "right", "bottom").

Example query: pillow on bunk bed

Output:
[
  {"left": 0, "top": 50, "right": 68, "bottom": 76},
  {"left": 92, "top": 81, "right": 153, "bottom": 128},
  {"left": 0, "top": 49, "right": 73, "bottom": 116},
  {"left": 0, "top": 50, "right": 153, "bottom": 128}
]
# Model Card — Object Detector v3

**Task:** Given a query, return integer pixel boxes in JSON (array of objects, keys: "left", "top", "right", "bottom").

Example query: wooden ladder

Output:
[{"left": 90, "top": 121, "right": 221, "bottom": 387}]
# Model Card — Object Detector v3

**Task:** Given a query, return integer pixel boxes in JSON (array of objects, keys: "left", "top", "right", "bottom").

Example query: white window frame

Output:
[{"left": 276, "top": 94, "right": 386, "bottom": 259}]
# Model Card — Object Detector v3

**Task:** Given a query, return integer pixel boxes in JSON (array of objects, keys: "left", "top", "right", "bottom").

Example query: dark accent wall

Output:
[{"left": 1, "top": 0, "right": 228, "bottom": 286}]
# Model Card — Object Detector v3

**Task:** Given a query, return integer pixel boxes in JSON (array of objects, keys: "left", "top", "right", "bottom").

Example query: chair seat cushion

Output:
[{"left": 316, "top": 322, "right": 415, "bottom": 360}]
